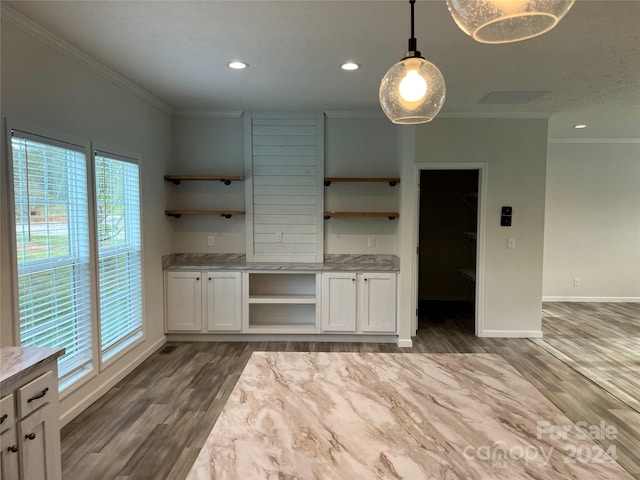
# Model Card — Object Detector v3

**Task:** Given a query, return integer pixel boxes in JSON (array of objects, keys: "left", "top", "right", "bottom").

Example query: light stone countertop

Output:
[
  {"left": 163, "top": 253, "right": 399, "bottom": 272},
  {"left": 0, "top": 346, "right": 65, "bottom": 390},
  {"left": 187, "top": 352, "right": 632, "bottom": 480}
]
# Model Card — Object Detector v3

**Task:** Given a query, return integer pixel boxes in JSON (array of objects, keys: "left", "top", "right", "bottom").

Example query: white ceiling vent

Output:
[{"left": 478, "top": 91, "right": 549, "bottom": 105}]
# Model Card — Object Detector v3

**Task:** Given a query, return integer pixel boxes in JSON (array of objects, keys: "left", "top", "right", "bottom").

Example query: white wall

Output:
[
  {"left": 399, "top": 118, "right": 549, "bottom": 341},
  {"left": 543, "top": 142, "right": 640, "bottom": 301},
  {"left": 1, "top": 16, "right": 172, "bottom": 424},
  {"left": 169, "top": 115, "right": 245, "bottom": 253},
  {"left": 324, "top": 115, "right": 400, "bottom": 254}
]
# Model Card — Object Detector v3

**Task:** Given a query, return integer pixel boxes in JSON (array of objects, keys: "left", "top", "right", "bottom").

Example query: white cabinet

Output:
[
  {"left": 166, "top": 271, "right": 202, "bottom": 332},
  {"left": 0, "top": 351, "right": 62, "bottom": 480},
  {"left": 322, "top": 272, "right": 397, "bottom": 333},
  {"left": 321, "top": 273, "right": 357, "bottom": 332},
  {"left": 0, "top": 394, "right": 19, "bottom": 480},
  {"left": 206, "top": 272, "right": 242, "bottom": 331},
  {"left": 166, "top": 271, "right": 242, "bottom": 333},
  {"left": 359, "top": 273, "right": 397, "bottom": 333}
]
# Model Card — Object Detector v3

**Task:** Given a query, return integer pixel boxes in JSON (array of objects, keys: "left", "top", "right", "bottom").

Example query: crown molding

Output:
[
  {"left": 548, "top": 138, "right": 640, "bottom": 144},
  {"left": 438, "top": 111, "right": 552, "bottom": 119},
  {"left": 172, "top": 110, "right": 244, "bottom": 118},
  {"left": 1, "top": 4, "right": 173, "bottom": 115}
]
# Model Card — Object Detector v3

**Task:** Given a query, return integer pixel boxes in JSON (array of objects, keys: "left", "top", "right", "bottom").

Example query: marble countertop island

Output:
[
  {"left": 163, "top": 254, "right": 399, "bottom": 272},
  {"left": 0, "top": 346, "right": 65, "bottom": 390},
  {"left": 187, "top": 352, "right": 632, "bottom": 479}
]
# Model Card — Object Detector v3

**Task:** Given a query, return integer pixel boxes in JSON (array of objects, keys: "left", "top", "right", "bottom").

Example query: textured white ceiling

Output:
[{"left": 4, "top": 0, "right": 640, "bottom": 138}]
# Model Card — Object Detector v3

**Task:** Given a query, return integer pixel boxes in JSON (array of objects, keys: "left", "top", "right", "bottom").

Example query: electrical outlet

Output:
[
  {"left": 207, "top": 235, "right": 214, "bottom": 246},
  {"left": 573, "top": 277, "right": 581, "bottom": 287},
  {"left": 275, "top": 231, "right": 283, "bottom": 242},
  {"left": 367, "top": 237, "right": 375, "bottom": 248}
]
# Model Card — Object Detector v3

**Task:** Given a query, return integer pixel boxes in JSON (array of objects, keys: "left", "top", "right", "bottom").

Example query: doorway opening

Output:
[{"left": 418, "top": 169, "right": 479, "bottom": 335}]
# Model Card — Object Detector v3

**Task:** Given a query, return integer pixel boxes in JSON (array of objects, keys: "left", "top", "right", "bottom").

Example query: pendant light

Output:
[
  {"left": 446, "top": 0, "right": 576, "bottom": 44},
  {"left": 379, "top": 0, "right": 446, "bottom": 125}
]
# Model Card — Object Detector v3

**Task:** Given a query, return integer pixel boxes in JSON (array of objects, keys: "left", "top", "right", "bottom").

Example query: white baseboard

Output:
[
  {"left": 542, "top": 296, "right": 640, "bottom": 303},
  {"left": 60, "top": 336, "right": 166, "bottom": 426},
  {"left": 479, "top": 330, "right": 543, "bottom": 338},
  {"left": 397, "top": 338, "right": 413, "bottom": 348},
  {"left": 166, "top": 333, "right": 398, "bottom": 343}
]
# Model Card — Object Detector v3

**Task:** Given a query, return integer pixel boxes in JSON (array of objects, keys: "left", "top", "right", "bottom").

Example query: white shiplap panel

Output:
[
  {"left": 249, "top": 113, "right": 323, "bottom": 263},
  {"left": 254, "top": 224, "right": 317, "bottom": 234},
  {"left": 254, "top": 243, "right": 317, "bottom": 254},
  {"left": 254, "top": 214, "right": 317, "bottom": 225},
  {"left": 252, "top": 125, "right": 316, "bottom": 136},
  {"left": 253, "top": 186, "right": 316, "bottom": 196},
  {"left": 253, "top": 145, "right": 316, "bottom": 156},
  {"left": 253, "top": 166, "right": 316, "bottom": 176},
  {"left": 253, "top": 135, "right": 317, "bottom": 146},
  {"left": 254, "top": 205, "right": 317, "bottom": 215},
  {"left": 254, "top": 195, "right": 318, "bottom": 206},
  {"left": 253, "top": 176, "right": 316, "bottom": 186},
  {"left": 253, "top": 156, "right": 317, "bottom": 166}
]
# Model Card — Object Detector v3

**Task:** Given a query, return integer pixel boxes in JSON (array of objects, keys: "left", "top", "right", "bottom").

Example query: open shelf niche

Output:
[{"left": 245, "top": 272, "right": 320, "bottom": 333}]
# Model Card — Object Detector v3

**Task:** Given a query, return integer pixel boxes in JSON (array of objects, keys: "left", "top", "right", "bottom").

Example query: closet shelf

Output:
[
  {"left": 324, "top": 211, "right": 399, "bottom": 220},
  {"left": 165, "top": 210, "right": 245, "bottom": 219},
  {"left": 164, "top": 175, "right": 244, "bottom": 185},
  {"left": 324, "top": 177, "right": 400, "bottom": 187}
]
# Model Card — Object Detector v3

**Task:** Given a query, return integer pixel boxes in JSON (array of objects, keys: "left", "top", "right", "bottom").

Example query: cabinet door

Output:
[
  {"left": 18, "top": 405, "right": 62, "bottom": 480},
  {"left": 0, "top": 395, "right": 19, "bottom": 480},
  {"left": 166, "top": 271, "right": 202, "bottom": 332},
  {"left": 321, "top": 273, "right": 357, "bottom": 332},
  {"left": 360, "top": 273, "right": 397, "bottom": 333},
  {"left": 206, "top": 272, "right": 242, "bottom": 331}
]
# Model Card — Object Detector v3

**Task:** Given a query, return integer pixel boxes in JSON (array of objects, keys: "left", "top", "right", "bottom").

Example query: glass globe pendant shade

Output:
[
  {"left": 379, "top": 56, "right": 446, "bottom": 125},
  {"left": 446, "top": 0, "right": 576, "bottom": 44}
]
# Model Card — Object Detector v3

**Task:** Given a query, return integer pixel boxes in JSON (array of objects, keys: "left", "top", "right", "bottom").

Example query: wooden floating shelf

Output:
[
  {"left": 324, "top": 212, "right": 399, "bottom": 220},
  {"left": 324, "top": 177, "right": 400, "bottom": 187},
  {"left": 165, "top": 210, "right": 245, "bottom": 219},
  {"left": 164, "top": 175, "right": 244, "bottom": 185}
]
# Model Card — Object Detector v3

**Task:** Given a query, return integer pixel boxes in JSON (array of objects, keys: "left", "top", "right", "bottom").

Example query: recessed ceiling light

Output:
[
  {"left": 341, "top": 62, "right": 359, "bottom": 71},
  {"left": 228, "top": 61, "right": 248, "bottom": 70},
  {"left": 574, "top": 124, "right": 587, "bottom": 129}
]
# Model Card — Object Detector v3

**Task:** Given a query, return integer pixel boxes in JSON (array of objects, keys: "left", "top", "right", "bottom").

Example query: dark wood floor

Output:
[{"left": 61, "top": 302, "right": 640, "bottom": 479}]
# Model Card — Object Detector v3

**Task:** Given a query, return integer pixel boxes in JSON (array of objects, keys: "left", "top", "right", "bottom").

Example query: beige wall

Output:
[
  {"left": 543, "top": 142, "right": 640, "bottom": 300},
  {"left": 1, "top": 19, "right": 172, "bottom": 424},
  {"left": 400, "top": 118, "right": 549, "bottom": 340},
  {"left": 169, "top": 115, "right": 245, "bottom": 253}
]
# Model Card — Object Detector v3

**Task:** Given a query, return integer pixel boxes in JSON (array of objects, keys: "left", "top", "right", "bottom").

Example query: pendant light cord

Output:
[{"left": 406, "top": 0, "right": 421, "bottom": 57}]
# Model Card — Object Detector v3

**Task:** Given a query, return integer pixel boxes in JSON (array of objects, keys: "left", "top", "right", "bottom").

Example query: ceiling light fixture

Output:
[
  {"left": 574, "top": 124, "right": 587, "bottom": 129},
  {"left": 341, "top": 62, "right": 360, "bottom": 71},
  {"left": 446, "top": 0, "right": 576, "bottom": 44},
  {"left": 379, "top": 0, "right": 446, "bottom": 125},
  {"left": 228, "top": 61, "right": 248, "bottom": 70}
]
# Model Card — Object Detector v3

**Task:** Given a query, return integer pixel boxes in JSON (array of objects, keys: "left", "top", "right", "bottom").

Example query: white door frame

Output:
[{"left": 410, "top": 163, "right": 487, "bottom": 337}]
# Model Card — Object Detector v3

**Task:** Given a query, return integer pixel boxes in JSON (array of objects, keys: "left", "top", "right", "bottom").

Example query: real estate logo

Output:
[{"left": 462, "top": 420, "right": 618, "bottom": 470}]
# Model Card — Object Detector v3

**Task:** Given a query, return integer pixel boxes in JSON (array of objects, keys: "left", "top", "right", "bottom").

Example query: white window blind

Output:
[
  {"left": 11, "top": 131, "right": 94, "bottom": 383},
  {"left": 94, "top": 151, "right": 143, "bottom": 360}
]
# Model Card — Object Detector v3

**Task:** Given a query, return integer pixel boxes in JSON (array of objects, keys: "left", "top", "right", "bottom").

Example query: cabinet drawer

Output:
[
  {"left": 16, "top": 371, "right": 56, "bottom": 418},
  {"left": 0, "top": 394, "right": 15, "bottom": 431}
]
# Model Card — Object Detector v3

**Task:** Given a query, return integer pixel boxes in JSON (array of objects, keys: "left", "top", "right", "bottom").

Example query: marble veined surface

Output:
[
  {"left": 163, "top": 254, "right": 399, "bottom": 272},
  {"left": 0, "top": 346, "right": 65, "bottom": 389},
  {"left": 187, "top": 352, "right": 631, "bottom": 479}
]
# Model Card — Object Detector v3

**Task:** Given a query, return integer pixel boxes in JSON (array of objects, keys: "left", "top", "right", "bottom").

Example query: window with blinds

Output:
[
  {"left": 94, "top": 152, "right": 143, "bottom": 360},
  {"left": 11, "top": 131, "right": 94, "bottom": 383}
]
